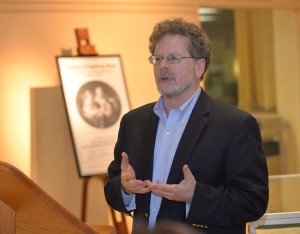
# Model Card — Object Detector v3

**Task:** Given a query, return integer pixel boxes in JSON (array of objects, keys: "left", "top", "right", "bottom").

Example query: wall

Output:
[
  {"left": 197, "top": 0, "right": 300, "bottom": 177},
  {"left": 273, "top": 9, "right": 300, "bottom": 174},
  {"left": 0, "top": 0, "right": 199, "bottom": 176},
  {"left": 0, "top": 0, "right": 199, "bottom": 228},
  {"left": 2, "top": 0, "right": 300, "bottom": 229}
]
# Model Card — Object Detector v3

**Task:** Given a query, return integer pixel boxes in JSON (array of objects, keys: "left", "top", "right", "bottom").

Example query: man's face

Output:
[{"left": 153, "top": 34, "right": 203, "bottom": 99}]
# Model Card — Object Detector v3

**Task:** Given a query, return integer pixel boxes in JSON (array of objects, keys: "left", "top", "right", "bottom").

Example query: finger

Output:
[
  {"left": 151, "top": 183, "right": 173, "bottom": 193},
  {"left": 138, "top": 187, "right": 151, "bottom": 194},
  {"left": 133, "top": 181, "right": 150, "bottom": 190},
  {"left": 153, "top": 189, "right": 173, "bottom": 199},
  {"left": 121, "top": 152, "right": 129, "bottom": 171},
  {"left": 133, "top": 185, "right": 151, "bottom": 194},
  {"left": 128, "top": 181, "right": 151, "bottom": 194},
  {"left": 144, "top": 180, "right": 153, "bottom": 187}
]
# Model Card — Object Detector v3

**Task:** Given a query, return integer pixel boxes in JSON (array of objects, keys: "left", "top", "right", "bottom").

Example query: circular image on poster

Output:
[{"left": 76, "top": 81, "right": 121, "bottom": 128}]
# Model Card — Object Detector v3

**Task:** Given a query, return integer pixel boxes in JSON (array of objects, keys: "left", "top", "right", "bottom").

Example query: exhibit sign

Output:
[{"left": 57, "top": 55, "right": 130, "bottom": 177}]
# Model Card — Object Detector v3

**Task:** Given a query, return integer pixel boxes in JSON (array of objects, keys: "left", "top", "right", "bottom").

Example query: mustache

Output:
[{"left": 159, "top": 69, "right": 171, "bottom": 77}]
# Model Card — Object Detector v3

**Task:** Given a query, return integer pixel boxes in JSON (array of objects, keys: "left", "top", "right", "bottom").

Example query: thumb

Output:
[
  {"left": 182, "top": 165, "right": 193, "bottom": 180},
  {"left": 121, "top": 152, "right": 129, "bottom": 171}
]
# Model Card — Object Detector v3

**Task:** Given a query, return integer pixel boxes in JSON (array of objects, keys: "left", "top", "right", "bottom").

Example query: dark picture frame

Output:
[{"left": 56, "top": 55, "right": 130, "bottom": 177}]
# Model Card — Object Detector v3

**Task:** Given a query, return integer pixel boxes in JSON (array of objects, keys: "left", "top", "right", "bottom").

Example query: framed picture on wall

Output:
[{"left": 56, "top": 55, "right": 130, "bottom": 177}]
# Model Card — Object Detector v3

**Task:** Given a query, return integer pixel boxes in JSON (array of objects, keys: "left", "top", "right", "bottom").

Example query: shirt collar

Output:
[{"left": 154, "top": 87, "right": 201, "bottom": 120}]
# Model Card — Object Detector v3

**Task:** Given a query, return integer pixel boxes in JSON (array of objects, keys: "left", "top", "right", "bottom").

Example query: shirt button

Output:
[
  {"left": 152, "top": 208, "right": 156, "bottom": 212},
  {"left": 166, "top": 131, "right": 170, "bottom": 135}
]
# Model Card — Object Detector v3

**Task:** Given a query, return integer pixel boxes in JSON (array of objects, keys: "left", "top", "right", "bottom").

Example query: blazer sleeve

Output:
[
  {"left": 104, "top": 115, "right": 132, "bottom": 215},
  {"left": 187, "top": 114, "right": 269, "bottom": 227},
  {"left": 104, "top": 103, "right": 157, "bottom": 216}
]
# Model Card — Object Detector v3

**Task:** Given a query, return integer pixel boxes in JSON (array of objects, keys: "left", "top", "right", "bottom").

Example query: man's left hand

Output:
[{"left": 145, "top": 165, "right": 196, "bottom": 202}]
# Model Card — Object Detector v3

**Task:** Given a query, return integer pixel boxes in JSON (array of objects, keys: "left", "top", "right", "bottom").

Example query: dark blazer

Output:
[{"left": 104, "top": 90, "right": 269, "bottom": 234}]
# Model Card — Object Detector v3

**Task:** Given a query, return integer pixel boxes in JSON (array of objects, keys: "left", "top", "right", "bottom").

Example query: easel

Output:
[
  {"left": 80, "top": 175, "right": 128, "bottom": 234},
  {"left": 75, "top": 28, "right": 128, "bottom": 234}
]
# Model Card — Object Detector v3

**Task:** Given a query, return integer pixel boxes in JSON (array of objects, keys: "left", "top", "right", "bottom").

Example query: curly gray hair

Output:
[{"left": 149, "top": 17, "right": 212, "bottom": 79}]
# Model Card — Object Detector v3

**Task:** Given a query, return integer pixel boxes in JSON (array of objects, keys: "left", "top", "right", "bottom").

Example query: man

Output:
[{"left": 104, "top": 17, "right": 269, "bottom": 234}]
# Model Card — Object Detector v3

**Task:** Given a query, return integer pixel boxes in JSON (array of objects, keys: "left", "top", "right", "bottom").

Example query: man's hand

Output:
[
  {"left": 121, "top": 152, "right": 150, "bottom": 195},
  {"left": 146, "top": 165, "right": 196, "bottom": 202}
]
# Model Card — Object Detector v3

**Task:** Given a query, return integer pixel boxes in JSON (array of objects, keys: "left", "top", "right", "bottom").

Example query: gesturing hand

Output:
[
  {"left": 121, "top": 152, "right": 150, "bottom": 195},
  {"left": 146, "top": 165, "right": 196, "bottom": 202}
]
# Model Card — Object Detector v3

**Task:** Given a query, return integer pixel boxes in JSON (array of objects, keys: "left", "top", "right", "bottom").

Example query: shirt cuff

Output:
[{"left": 121, "top": 188, "right": 136, "bottom": 211}]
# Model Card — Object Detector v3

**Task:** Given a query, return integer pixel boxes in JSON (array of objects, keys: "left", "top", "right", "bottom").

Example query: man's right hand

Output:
[{"left": 121, "top": 152, "right": 151, "bottom": 194}]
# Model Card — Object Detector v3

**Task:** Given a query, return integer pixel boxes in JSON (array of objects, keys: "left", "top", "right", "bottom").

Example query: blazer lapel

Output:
[
  {"left": 167, "top": 91, "right": 210, "bottom": 184},
  {"left": 137, "top": 108, "right": 159, "bottom": 181},
  {"left": 136, "top": 108, "right": 158, "bottom": 211}
]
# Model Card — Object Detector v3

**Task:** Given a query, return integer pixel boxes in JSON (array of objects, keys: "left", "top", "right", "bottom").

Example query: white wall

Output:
[
  {"left": 2, "top": 0, "right": 300, "bottom": 228},
  {"left": 0, "top": 0, "right": 199, "bottom": 227},
  {"left": 0, "top": 0, "right": 199, "bottom": 176}
]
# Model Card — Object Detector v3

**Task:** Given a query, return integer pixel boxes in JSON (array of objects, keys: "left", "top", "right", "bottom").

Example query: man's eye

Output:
[
  {"left": 155, "top": 57, "right": 163, "bottom": 62},
  {"left": 168, "top": 56, "right": 179, "bottom": 62}
]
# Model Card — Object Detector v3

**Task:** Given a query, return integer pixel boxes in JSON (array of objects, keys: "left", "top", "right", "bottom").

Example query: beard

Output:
[
  {"left": 157, "top": 81, "right": 192, "bottom": 98},
  {"left": 156, "top": 69, "right": 196, "bottom": 98}
]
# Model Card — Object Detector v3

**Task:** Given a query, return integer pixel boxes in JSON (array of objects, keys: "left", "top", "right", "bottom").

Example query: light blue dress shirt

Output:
[{"left": 122, "top": 88, "right": 201, "bottom": 229}]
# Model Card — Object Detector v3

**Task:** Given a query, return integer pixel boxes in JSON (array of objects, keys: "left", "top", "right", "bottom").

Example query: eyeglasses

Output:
[{"left": 148, "top": 55, "right": 201, "bottom": 65}]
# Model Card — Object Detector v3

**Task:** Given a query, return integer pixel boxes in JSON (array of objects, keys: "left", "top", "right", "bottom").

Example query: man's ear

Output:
[{"left": 195, "top": 58, "right": 206, "bottom": 79}]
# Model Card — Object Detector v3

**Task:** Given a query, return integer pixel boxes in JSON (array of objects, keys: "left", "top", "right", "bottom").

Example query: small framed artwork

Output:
[{"left": 56, "top": 55, "right": 130, "bottom": 177}]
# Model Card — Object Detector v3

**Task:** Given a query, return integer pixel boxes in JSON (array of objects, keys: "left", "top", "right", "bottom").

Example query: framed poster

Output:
[{"left": 56, "top": 55, "right": 130, "bottom": 177}]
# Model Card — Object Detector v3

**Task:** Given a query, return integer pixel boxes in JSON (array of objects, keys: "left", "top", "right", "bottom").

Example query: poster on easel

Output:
[{"left": 56, "top": 55, "right": 130, "bottom": 177}]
